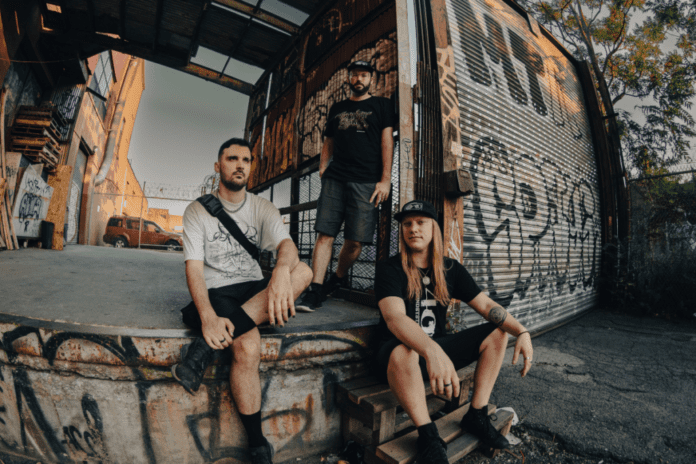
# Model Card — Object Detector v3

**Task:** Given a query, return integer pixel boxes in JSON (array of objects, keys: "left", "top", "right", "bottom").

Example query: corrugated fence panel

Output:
[{"left": 444, "top": 0, "right": 601, "bottom": 333}]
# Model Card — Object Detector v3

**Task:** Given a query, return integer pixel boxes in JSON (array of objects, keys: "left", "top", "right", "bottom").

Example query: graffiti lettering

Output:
[
  {"left": 17, "top": 192, "right": 42, "bottom": 222},
  {"left": 465, "top": 135, "right": 599, "bottom": 317},
  {"left": 451, "top": 0, "right": 547, "bottom": 115},
  {"left": 298, "top": 32, "right": 398, "bottom": 163}
]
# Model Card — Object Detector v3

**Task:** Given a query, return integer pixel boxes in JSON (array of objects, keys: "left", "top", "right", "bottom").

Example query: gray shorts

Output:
[{"left": 315, "top": 177, "right": 378, "bottom": 244}]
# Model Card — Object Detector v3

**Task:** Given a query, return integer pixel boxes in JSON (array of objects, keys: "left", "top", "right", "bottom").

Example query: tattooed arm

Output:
[{"left": 467, "top": 292, "right": 534, "bottom": 377}]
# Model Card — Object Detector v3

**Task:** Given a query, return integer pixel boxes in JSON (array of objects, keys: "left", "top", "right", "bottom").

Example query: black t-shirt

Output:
[
  {"left": 323, "top": 96, "right": 395, "bottom": 183},
  {"left": 374, "top": 255, "right": 482, "bottom": 343}
]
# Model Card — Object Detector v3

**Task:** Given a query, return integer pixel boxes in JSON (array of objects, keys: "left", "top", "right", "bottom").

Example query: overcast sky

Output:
[{"left": 128, "top": 61, "right": 258, "bottom": 193}]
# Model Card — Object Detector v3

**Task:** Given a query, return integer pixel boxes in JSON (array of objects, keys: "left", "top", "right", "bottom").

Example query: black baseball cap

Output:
[
  {"left": 347, "top": 60, "right": 373, "bottom": 73},
  {"left": 394, "top": 200, "right": 438, "bottom": 222}
]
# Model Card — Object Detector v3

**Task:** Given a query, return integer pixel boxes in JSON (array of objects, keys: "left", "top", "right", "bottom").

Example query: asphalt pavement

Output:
[
  {"left": 472, "top": 309, "right": 696, "bottom": 464},
  {"left": 314, "top": 309, "right": 696, "bottom": 464}
]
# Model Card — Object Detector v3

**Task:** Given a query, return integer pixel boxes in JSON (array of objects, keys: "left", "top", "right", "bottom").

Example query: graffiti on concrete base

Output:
[{"left": 0, "top": 326, "right": 368, "bottom": 463}]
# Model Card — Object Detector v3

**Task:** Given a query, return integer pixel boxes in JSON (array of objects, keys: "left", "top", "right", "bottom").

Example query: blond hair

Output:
[{"left": 399, "top": 218, "right": 450, "bottom": 306}]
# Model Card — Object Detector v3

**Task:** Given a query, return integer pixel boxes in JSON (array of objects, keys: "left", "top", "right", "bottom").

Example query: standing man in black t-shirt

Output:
[
  {"left": 297, "top": 60, "right": 395, "bottom": 311},
  {"left": 374, "top": 200, "right": 534, "bottom": 464}
]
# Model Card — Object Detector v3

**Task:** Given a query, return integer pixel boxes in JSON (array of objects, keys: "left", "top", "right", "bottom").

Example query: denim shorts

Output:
[{"left": 314, "top": 177, "right": 378, "bottom": 244}]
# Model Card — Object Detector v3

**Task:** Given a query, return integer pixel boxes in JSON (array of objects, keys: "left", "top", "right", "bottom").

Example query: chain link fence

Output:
[
  {"left": 613, "top": 166, "right": 696, "bottom": 318},
  {"left": 89, "top": 181, "right": 210, "bottom": 251}
]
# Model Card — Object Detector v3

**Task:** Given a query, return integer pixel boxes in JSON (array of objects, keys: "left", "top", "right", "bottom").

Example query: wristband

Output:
[{"left": 517, "top": 331, "right": 529, "bottom": 337}]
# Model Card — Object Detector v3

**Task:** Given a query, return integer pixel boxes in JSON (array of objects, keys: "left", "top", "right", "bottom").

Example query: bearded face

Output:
[
  {"left": 215, "top": 145, "right": 252, "bottom": 193},
  {"left": 349, "top": 69, "right": 372, "bottom": 97}
]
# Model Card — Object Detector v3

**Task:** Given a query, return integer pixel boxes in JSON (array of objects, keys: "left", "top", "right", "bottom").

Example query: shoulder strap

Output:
[{"left": 197, "top": 194, "right": 260, "bottom": 263}]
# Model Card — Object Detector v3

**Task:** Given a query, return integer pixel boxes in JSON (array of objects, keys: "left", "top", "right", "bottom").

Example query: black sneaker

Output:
[
  {"left": 415, "top": 435, "right": 448, "bottom": 464},
  {"left": 249, "top": 437, "right": 274, "bottom": 464},
  {"left": 171, "top": 337, "right": 215, "bottom": 394},
  {"left": 460, "top": 406, "right": 510, "bottom": 449},
  {"left": 296, "top": 284, "right": 323, "bottom": 312},
  {"left": 323, "top": 273, "right": 347, "bottom": 299}
]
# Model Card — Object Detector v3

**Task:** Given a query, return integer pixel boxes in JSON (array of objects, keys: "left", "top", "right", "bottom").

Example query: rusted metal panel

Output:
[
  {"left": 396, "top": 0, "right": 415, "bottom": 208},
  {"left": 247, "top": 88, "right": 298, "bottom": 190},
  {"left": 269, "top": 47, "right": 299, "bottom": 107},
  {"left": 424, "top": 0, "right": 464, "bottom": 264},
  {"left": 181, "top": 63, "right": 255, "bottom": 95},
  {"left": 0, "top": 322, "right": 375, "bottom": 463},
  {"left": 303, "top": 0, "right": 390, "bottom": 71},
  {"left": 298, "top": 8, "right": 398, "bottom": 164},
  {"left": 247, "top": 74, "right": 270, "bottom": 128},
  {"left": 441, "top": 0, "right": 602, "bottom": 332}
]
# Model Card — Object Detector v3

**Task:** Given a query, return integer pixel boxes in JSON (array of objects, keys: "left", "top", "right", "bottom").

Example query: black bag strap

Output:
[{"left": 197, "top": 194, "right": 260, "bottom": 263}]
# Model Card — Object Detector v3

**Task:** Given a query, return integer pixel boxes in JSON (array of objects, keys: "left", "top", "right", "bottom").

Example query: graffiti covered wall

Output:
[
  {"left": 0, "top": 323, "right": 372, "bottom": 463},
  {"left": 297, "top": 27, "right": 398, "bottom": 163},
  {"left": 12, "top": 169, "right": 54, "bottom": 238},
  {"left": 443, "top": 0, "right": 602, "bottom": 331},
  {"left": 247, "top": 0, "right": 397, "bottom": 189}
]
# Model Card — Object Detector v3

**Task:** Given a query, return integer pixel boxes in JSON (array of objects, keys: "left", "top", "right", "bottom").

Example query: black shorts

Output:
[
  {"left": 373, "top": 322, "right": 498, "bottom": 381},
  {"left": 180, "top": 277, "right": 270, "bottom": 337},
  {"left": 314, "top": 177, "right": 378, "bottom": 244}
]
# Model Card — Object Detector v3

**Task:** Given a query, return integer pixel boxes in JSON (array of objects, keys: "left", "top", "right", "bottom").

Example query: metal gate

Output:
[{"left": 444, "top": 0, "right": 602, "bottom": 331}]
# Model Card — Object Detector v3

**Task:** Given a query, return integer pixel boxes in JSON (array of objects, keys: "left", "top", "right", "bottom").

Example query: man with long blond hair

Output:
[{"left": 374, "top": 200, "right": 533, "bottom": 464}]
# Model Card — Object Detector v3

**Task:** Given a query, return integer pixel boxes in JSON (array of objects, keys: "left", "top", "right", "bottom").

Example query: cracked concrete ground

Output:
[{"left": 475, "top": 309, "right": 696, "bottom": 464}]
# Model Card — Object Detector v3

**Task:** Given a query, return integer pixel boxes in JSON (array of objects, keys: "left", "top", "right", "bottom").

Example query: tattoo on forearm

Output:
[{"left": 488, "top": 306, "right": 508, "bottom": 327}]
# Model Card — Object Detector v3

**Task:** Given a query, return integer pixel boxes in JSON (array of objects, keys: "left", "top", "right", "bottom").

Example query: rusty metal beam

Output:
[
  {"left": 41, "top": 28, "right": 255, "bottom": 95},
  {"left": 182, "top": 63, "right": 255, "bottom": 94},
  {"left": 188, "top": 0, "right": 212, "bottom": 62},
  {"left": 153, "top": 0, "right": 165, "bottom": 51},
  {"left": 214, "top": 0, "right": 299, "bottom": 35},
  {"left": 119, "top": 0, "right": 126, "bottom": 38},
  {"left": 88, "top": 0, "right": 96, "bottom": 33},
  {"left": 396, "top": 0, "right": 415, "bottom": 208}
]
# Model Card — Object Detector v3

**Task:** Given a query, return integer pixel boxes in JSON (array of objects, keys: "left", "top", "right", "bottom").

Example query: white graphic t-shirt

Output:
[{"left": 183, "top": 192, "right": 291, "bottom": 289}]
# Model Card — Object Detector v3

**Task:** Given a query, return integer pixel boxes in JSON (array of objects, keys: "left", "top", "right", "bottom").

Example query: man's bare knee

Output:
[
  {"left": 232, "top": 331, "right": 261, "bottom": 366},
  {"left": 388, "top": 345, "right": 419, "bottom": 375},
  {"left": 481, "top": 328, "right": 508, "bottom": 353},
  {"left": 343, "top": 239, "right": 362, "bottom": 253},
  {"left": 293, "top": 261, "right": 313, "bottom": 287},
  {"left": 316, "top": 233, "right": 335, "bottom": 247}
]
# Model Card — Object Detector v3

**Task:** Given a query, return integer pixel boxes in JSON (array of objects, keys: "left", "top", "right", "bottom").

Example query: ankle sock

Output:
[
  {"left": 239, "top": 411, "right": 265, "bottom": 448},
  {"left": 310, "top": 283, "right": 323, "bottom": 293},
  {"left": 417, "top": 422, "right": 439, "bottom": 442}
]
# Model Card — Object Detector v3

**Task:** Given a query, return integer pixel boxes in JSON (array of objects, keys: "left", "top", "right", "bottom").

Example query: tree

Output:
[{"left": 519, "top": 0, "right": 696, "bottom": 176}]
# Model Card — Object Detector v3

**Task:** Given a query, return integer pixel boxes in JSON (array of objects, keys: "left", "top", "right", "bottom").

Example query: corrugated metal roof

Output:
[{"left": 41, "top": 0, "right": 319, "bottom": 95}]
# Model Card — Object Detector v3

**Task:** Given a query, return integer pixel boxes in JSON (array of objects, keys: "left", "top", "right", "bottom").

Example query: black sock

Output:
[
  {"left": 311, "top": 283, "right": 323, "bottom": 293},
  {"left": 239, "top": 411, "right": 265, "bottom": 448},
  {"left": 417, "top": 422, "right": 439, "bottom": 444}
]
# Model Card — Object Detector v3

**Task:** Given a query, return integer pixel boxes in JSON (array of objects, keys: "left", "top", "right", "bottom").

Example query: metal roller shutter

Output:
[{"left": 445, "top": 0, "right": 602, "bottom": 332}]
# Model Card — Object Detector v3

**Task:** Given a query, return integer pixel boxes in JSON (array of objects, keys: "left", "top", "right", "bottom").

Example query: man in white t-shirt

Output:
[{"left": 172, "top": 137, "right": 312, "bottom": 464}]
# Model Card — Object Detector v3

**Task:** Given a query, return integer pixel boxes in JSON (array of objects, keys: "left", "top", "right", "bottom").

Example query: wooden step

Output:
[
  {"left": 375, "top": 404, "right": 513, "bottom": 464},
  {"left": 339, "top": 365, "right": 476, "bottom": 412}
]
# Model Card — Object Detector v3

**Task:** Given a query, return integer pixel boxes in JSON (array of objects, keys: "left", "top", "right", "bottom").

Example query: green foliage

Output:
[
  {"left": 603, "top": 177, "right": 696, "bottom": 320},
  {"left": 519, "top": 0, "right": 696, "bottom": 175}
]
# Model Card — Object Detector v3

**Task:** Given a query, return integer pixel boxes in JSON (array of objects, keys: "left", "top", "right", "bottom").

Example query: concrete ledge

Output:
[
  {"left": 0, "top": 246, "right": 385, "bottom": 463},
  {"left": 0, "top": 317, "right": 378, "bottom": 463}
]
